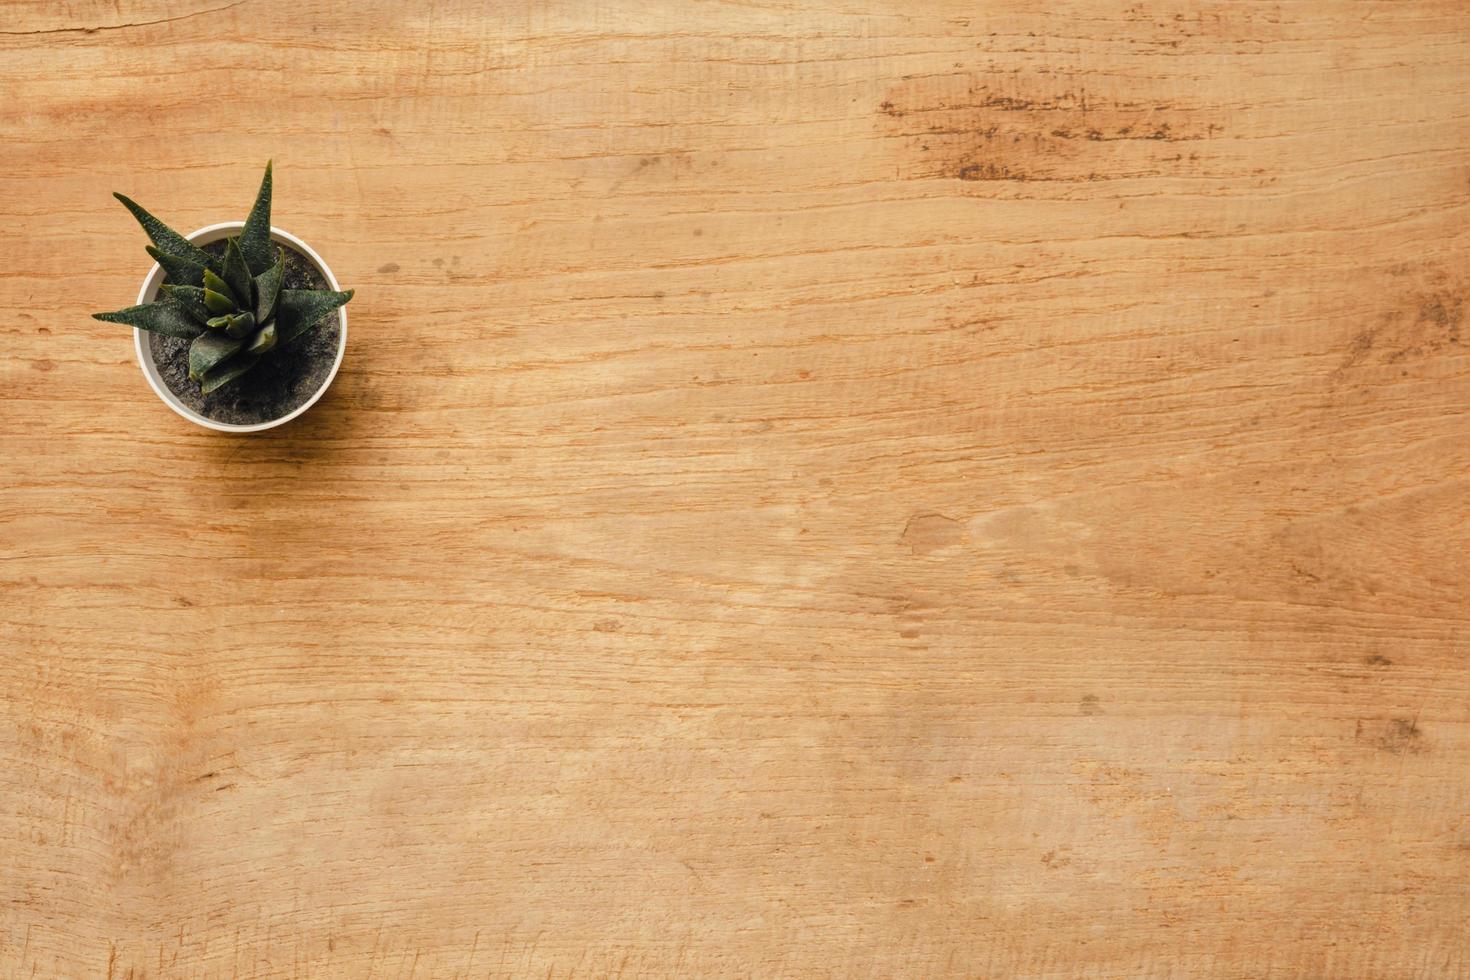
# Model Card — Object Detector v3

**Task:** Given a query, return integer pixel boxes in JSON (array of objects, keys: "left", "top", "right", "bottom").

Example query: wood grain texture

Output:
[{"left": 3, "top": 0, "right": 1469, "bottom": 976}]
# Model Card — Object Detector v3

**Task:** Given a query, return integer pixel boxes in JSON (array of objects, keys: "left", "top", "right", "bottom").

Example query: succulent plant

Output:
[{"left": 93, "top": 163, "right": 353, "bottom": 394}]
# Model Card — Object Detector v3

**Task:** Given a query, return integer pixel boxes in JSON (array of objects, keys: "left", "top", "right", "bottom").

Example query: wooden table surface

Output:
[{"left": 4, "top": 1, "right": 1469, "bottom": 976}]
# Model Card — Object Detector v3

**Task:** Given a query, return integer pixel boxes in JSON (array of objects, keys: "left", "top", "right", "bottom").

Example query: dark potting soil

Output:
[{"left": 148, "top": 240, "right": 342, "bottom": 426}]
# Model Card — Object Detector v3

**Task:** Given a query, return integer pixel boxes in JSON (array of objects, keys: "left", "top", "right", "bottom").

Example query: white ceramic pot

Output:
[{"left": 133, "top": 221, "right": 347, "bottom": 433}]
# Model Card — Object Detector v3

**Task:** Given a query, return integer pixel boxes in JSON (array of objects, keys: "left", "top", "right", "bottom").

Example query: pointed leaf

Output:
[
  {"left": 222, "top": 238, "right": 254, "bottom": 309},
  {"left": 188, "top": 332, "right": 246, "bottom": 381},
  {"left": 207, "top": 315, "right": 233, "bottom": 331},
  {"left": 245, "top": 322, "right": 278, "bottom": 355},
  {"left": 93, "top": 302, "right": 204, "bottom": 339},
  {"left": 200, "top": 353, "right": 260, "bottom": 394},
  {"left": 224, "top": 312, "right": 256, "bottom": 338},
  {"left": 253, "top": 248, "right": 285, "bottom": 324},
  {"left": 114, "top": 193, "right": 212, "bottom": 267},
  {"left": 202, "top": 268, "right": 235, "bottom": 306},
  {"left": 275, "top": 289, "right": 353, "bottom": 346},
  {"left": 160, "top": 284, "right": 212, "bottom": 324},
  {"left": 203, "top": 289, "right": 236, "bottom": 315},
  {"left": 238, "top": 161, "right": 274, "bottom": 275},
  {"left": 146, "top": 246, "right": 207, "bottom": 288}
]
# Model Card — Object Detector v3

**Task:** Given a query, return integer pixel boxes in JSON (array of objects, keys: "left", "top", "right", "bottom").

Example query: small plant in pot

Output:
[{"left": 94, "top": 162, "right": 353, "bottom": 432}]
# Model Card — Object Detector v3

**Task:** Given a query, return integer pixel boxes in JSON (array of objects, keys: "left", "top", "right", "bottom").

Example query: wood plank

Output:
[{"left": 2, "top": 1, "right": 1468, "bottom": 975}]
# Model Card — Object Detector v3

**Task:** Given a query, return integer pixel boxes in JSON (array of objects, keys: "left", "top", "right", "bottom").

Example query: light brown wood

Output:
[{"left": 3, "top": 1, "right": 1469, "bottom": 976}]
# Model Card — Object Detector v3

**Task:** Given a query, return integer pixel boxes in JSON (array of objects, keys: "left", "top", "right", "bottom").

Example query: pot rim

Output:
[{"left": 133, "top": 220, "right": 347, "bottom": 433}]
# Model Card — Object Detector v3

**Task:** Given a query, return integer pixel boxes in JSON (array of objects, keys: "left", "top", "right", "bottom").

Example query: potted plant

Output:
[{"left": 94, "top": 162, "right": 353, "bottom": 432}]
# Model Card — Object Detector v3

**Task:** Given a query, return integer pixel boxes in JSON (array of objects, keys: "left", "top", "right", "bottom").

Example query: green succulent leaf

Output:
[
  {"left": 113, "top": 193, "right": 213, "bottom": 267},
  {"left": 200, "top": 353, "right": 260, "bottom": 394},
  {"left": 159, "top": 284, "right": 212, "bottom": 324},
  {"left": 188, "top": 332, "right": 247, "bottom": 381},
  {"left": 222, "top": 238, "right": 254, "bottom": 310},
  {"left": 202, "top": 268, "right": 235, "bottom": 306},
  {"left": 274, "top": 288, "right": 353, "bottom": 347},
  {"left": 146, "top": 246, "right": 208, "bottom": 289},
  {"left": 224, "top": 312, "right": 256, "bottom": 338},
  {"left": 93, "top": 301, "right": 205, "bottom": 339},
  {"left": 238, "top": 161, "right": 274, "bottom": 276},
  {"left": 245, "top": 322, "right": 278, "bottom": 356},
  {"left": 253, "top": 248, "right": 285, "bottom": 324},
  {"left": 203, "top": 290, "right": 236, "bottom": 315},
  {"left": 206, "top": 315, "right": 232, "bottom": 331}
]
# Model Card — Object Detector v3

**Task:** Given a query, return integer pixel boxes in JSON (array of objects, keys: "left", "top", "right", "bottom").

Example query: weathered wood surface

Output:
[{"left": 2, "top": 1, "right": 1468, "bottom": 976}]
